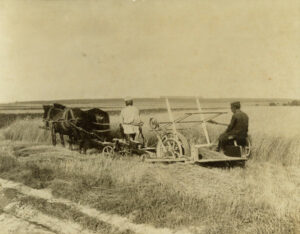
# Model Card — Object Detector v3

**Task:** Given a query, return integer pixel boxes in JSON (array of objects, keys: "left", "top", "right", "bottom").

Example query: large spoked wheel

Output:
[
  {"left": 102, "top": 145, "right": 115, "bottom": 157},
  {"left": 156, "top": 138, "right": 183, "bottom": 159},
  {"left": 161, "top": 132, "right": 190, "bottom": 157}
]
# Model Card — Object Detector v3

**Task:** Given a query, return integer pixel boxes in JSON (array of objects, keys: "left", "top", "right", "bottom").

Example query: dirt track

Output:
[
  {"left": 0, "top": 213, "right": 54, "bottom": 234},
  {"left": 0, "top": 183, "right": 94, "bottom": 234},
  {"left": 0, "top": 178, "right": 194, "bottom": 234}
]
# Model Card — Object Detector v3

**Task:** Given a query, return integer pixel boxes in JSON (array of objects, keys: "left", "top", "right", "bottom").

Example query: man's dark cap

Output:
[{"left": 231, "top": 101, "right": 241, "bottom": 108}]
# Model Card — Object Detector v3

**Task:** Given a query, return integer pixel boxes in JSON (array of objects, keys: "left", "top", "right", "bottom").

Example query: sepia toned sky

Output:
[{"left": 0, "top": 0, "right": 299, "bottom": 102}]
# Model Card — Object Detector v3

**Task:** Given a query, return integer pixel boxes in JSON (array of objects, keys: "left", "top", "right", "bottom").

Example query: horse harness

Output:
[
  {"left": 45, "top": 107, "right": 76, "bottom": 131},
  {"left": 61, "top": 108, "right": 76, "bottom": 131}
]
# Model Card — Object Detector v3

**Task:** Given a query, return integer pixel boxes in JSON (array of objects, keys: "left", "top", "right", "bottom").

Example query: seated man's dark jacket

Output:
[{"left": 225, "top": 110, "right": 249, "bottom": 139}]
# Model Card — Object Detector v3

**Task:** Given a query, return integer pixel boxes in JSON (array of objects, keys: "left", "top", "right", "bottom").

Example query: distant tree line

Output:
[
  {"left": 269, "top": 100, "right": 300, "bottom": 106},
  {"left": 287, "top": 100, "right": 300, "bottom": 106}
]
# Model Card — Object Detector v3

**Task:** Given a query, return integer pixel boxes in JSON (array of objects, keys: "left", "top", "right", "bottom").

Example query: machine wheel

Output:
[
  {"left": 162, "top": 132, "right": 190, "bottom": 157},
  {"left": 102, "top": 145, "right": 115, "bottom": 157},
  {"left": 156, "top": 138, "right": 183, "bottom": 159}
]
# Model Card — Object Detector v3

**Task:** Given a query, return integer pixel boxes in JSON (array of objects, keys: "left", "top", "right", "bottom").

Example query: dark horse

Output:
[
  {"left": 42, "top": 103, "right": 80, "bottom": 149},
  {"left": 75, "top": 108, "right": 111, "bottom": 153}
]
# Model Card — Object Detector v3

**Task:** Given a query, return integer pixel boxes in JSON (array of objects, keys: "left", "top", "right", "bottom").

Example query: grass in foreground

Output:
[
  {"left": 0, "top": 119, "right": 299, "bottom": 233},
  {"left": 0, "top": 139, "right": 299, "bottom": 234}
]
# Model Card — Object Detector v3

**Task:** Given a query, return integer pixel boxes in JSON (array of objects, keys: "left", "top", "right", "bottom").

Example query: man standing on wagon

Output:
[
  {"left": 120, "top": 97, "right": 143, "bottom": 142},
  {"left": 217, "top": 101, "right": 249, "bottom": 152}
]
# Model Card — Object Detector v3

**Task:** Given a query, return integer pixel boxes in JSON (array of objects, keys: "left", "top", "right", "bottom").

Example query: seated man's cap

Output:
[
  {"left": 124, "top": 96, "right": 133, "bottom": 102},
  {"left": 231, "top": 101, "right": 241, "bottom": 108}
]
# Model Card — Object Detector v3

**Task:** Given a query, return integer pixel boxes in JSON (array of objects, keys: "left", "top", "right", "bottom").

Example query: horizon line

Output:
[{"left": 1, "top": 96, "right": 298, "bottom": 105}]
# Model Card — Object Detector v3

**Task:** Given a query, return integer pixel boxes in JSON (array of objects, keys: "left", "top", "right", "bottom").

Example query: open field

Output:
[
  {"left": 0, "top": 97, "right": 295, "bottom": 115},
  {"left": 0, "top": 103, "right": 299, "bottom": 234}
]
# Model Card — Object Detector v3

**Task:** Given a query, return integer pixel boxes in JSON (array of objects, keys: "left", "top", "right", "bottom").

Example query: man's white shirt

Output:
[{"left": 120, "top": 105, "right": 141, "bottom": 134}]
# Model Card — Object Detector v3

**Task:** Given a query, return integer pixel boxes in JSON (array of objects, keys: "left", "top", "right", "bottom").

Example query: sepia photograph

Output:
[{"left": 0, "top": 0, "right": 299, "bottom": 233}]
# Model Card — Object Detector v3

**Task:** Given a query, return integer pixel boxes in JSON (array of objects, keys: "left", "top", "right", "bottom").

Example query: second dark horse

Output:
[{"left": 75, "top": 108, "right": 111, "bottom": 153}]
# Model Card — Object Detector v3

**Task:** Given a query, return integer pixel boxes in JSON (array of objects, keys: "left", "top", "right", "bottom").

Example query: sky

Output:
[{"left": 0, "top": 0, "right": 299, "bottom": 103}]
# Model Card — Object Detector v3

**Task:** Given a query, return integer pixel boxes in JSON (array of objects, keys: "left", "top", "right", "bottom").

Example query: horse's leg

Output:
[
  {"left": 79, "top": 140, "right": 84, "bottom": 154},
  {"left": 68, "top": 136, "right": 72, "bottom": 150},
  {"left": 79, "top": 133, "right": 88, "bottom": 154},
  {"left": 70, "top": 130, "right": 79, "bottom": 151},
  {"left": 51, "top": 124, "right": 56, "bottom": 146},
  {"left": 77, "top": 133, "right": 83, "bottom": 153},
  {"left": 73, "top": 128, "right": 81, "bottom": 151},
  {"left": 69, "top": 135, "right": 74, "bottom": 150},
  {"left": 60, "top": 133, "right": 65, "bottom": 147},
  {"left": 83, "top": 139, "right": 88, "bottom": 154}
]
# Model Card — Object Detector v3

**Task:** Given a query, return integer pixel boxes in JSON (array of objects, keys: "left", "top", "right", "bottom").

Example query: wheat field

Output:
[{"left": 0, "top": 107, "right": 299, "bottom": 234}]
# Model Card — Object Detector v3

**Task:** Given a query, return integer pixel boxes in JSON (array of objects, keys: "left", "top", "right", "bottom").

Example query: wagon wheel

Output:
[
  {"left": 156, "top": 138, "right": 183, "bottom": 159},
  {"left": 162, "top": 132, "right": 190, "bottom": 157},
  {"left": 50, "top": 123, "right": 56, "bottom": 146},
  {"left": 102, "top": 145, "right": 115, "bottom": 157}
]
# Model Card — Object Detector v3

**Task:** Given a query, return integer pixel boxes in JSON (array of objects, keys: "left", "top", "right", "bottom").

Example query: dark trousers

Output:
[
  {"left": 217, "top": 133, "right": 247, "bottom": 151},
  {"left": 217, "top": 133, "right": 234, "bottom": 151}
]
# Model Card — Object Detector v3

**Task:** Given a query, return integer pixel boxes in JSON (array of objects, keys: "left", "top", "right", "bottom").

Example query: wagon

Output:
[{"left": 144, "top": 97, "right": 251, "bottom": 165}]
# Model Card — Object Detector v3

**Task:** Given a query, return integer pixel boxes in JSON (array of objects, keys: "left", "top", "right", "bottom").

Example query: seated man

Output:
[
  {"left": 217, "top": 101, "right": 249, "bottom": 152},
  {"left": 120, "top": 97, "right": 143, "bottom": 142}
]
